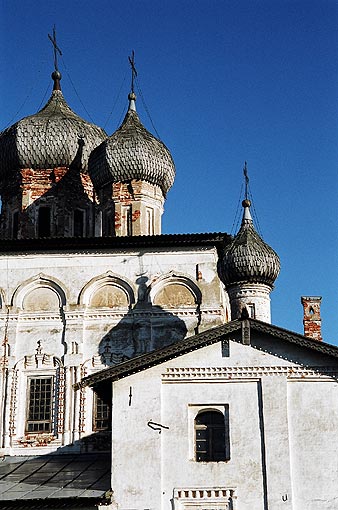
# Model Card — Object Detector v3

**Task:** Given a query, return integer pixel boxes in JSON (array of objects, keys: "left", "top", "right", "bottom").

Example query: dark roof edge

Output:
[
  {"left": 75, "top": 319, "right": 338, "bottom": 390},
  {"left": 0, "top": 497, "right": 108, "bottom": 507},
  {"left": 250, "top": 319, "right": 338, "bottom": 357},
  {"left": 0, "top": 232, "right": 231, "bottom": 254}
]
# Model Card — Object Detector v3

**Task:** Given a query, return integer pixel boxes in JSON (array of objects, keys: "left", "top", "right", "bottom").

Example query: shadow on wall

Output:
[{"left": 98, "top": 276, "right": 188, "bottom": 366}]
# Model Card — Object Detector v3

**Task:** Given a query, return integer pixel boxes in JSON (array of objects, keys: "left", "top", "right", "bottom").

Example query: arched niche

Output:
[
  {"left": 150, "top": 274, "right": 202, "bottom": 309},
  {"left": 12, "top": 274, "right": 67, "bottom": 311},
  {"left": 23, "top": 287, "right": 60, "bottom": 312},
  {"left": 79, "top": 273, "right": 135, "bottom": 309}
]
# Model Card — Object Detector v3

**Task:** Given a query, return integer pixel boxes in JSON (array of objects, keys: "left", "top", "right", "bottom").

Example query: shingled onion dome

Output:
[
  {"left": 88, "top": 92, "right": 175, "bottom": 196},
  {"left": 221, "top": 199, "right": 280, "bottom": 288},
  {"left": 0, "top": 71, "right": 106, "bottom": 177}
]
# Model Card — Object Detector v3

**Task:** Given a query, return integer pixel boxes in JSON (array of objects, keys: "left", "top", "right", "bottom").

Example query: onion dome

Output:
[
  {"left": 88, "top": 92, "right": 175, "bottom": 196},
  {"left": 0, "top": 71, "right": 106, "bottom": 176},
  {"left": 221, "top": 199, "right": 280, "bottom": 287}
]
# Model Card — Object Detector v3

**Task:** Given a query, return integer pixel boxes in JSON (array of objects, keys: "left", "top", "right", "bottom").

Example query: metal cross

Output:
[
  {"left": 48, "top": 25, "right": 62, "bottom": 72},
  {"left": 243, "top": 161, "right": 249, "bottom": 200},
  {"left": 128, "top": 50, "right": 138, "bottom": 93}
]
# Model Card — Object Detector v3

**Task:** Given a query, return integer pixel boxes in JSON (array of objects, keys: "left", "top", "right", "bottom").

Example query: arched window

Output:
[{"left": 195, "top": 409, "right": 229, "bottom": 462}]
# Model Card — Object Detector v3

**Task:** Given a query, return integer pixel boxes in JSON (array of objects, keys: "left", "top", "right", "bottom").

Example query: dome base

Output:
[
  {"left": 98, "top": 179, "right": 164, "bottom": 237},
  {"left": 227, "top": 283, "right": 273, "bottom": 323}
]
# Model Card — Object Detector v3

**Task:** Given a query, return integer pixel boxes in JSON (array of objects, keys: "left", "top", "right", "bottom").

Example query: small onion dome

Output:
[
  {"left": 221, "top": 199, "right": 280, "bottom": 287},
  {"left": 88, "top": 93, "right": 175, "bottom": 196},
  {"left": 0, "top": 74, "right": 106, "bottom": 177}
]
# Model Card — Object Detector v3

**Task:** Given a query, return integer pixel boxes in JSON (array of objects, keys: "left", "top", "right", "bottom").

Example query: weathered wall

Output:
[
  {"left": 111, "top": 338, "right": 338, "bottom": 510},
  {"left": 0, "top": 245, "right": 229, "bottom": 455}
]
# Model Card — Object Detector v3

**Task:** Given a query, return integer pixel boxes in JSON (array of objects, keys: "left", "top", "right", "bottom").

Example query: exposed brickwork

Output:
[
  {"left": 99, "top": 179, "right": 164, "bottom": 236},
  {"left": 0, "top": 166, "right": 95, "bottom": 239},
  {"left": 301, "top": 296, "right": 322, "bottom": 342}
]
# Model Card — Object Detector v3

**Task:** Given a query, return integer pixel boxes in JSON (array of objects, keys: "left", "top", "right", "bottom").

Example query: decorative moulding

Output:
[
  {"left": 162, "top": 365, "right": 338, "bottom": 382},
  {"left": 173, "top": 487, "right": 237, "bottom": 510}
]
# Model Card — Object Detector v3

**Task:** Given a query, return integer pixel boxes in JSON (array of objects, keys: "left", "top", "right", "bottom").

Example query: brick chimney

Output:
[{"left": 301, "top": 296, "right": 322, "bottom": 341}]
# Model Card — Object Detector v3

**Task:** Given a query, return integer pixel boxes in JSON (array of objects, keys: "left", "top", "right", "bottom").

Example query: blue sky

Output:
[{"left": 1, "top": 0, "right": 337, "bottom": 343}]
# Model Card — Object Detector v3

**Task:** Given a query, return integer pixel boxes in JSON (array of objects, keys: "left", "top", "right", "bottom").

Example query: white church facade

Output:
[{"left": 0, "top": 44, "right": 337, "bottom": 510}]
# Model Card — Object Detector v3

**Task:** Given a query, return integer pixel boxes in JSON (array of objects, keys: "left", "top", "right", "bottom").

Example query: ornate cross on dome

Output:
[
  {"left": 128, "top": 50, "right": 137, "bottom": 94},
  {"left": 243, "top": 161, "right": 249, "bottom": 200},
  {"left": 48, "top": 25, "right": 62, "bottom": 72}
]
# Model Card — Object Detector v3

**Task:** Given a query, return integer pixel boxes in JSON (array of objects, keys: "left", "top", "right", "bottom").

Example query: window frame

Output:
[
  {"left": 92, "top": 392, "right": 111, "bottom": 432},
  {"left": 37, "top": 206, "right": 52, "bottom": 237},
  {"left": 73, "top": 208, "right": 86, "bottom": 237},
  {"left": 25, "top": 375, "right": 54, "bottom": 434},
  {"left": 189, "top": 405, "right": 230, "bottom": 463}
]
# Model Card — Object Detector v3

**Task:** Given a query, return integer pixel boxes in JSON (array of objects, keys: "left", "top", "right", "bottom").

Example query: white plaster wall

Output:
[
  {"left": 111, "top": 339, "right": 338, "bottom": 510},
  {"left": 288, "top": 381, "right": 338, "bottom": 510}
]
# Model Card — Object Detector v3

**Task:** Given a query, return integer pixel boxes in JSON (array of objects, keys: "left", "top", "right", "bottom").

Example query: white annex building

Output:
[{"left": 0, "top": 45, "right": 337, "bottom": 510}]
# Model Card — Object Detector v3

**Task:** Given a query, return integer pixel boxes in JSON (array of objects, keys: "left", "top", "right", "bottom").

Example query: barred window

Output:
[
  {"left": 93, "top": 394, "right": 111, "bottom": 431},
  {"left": 195, "top": 409, "right": 229, "bottom": 462},
  {"left": 26, "top": 377, "right": 53, "bottom": 433}
]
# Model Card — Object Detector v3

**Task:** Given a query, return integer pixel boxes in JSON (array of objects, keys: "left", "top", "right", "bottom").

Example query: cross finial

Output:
[
  {"left": 243, "top": 161, "right": 249, "bottom": 200},
  {"left": 48, "top": 25, "right": 62, "bottom": 72},
  {"left": 128, "top": 50, "right": 137, "bottom": 94}
]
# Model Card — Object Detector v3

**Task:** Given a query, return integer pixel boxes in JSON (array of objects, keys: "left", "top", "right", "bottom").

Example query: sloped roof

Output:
[
  {"left": 0, "top": 453, "right": 110, "bottom": 505},
  {"left": 76, "top": 318, "right": 338, "bottom": 390}
]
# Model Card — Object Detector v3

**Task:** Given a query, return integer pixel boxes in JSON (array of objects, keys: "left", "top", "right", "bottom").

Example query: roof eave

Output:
[{"left": 75, "top": 318, "right": 338, "bottom": 391}]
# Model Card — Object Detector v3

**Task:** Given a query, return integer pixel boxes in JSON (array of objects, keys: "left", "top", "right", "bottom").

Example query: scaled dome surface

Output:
[
  {"left": 0, "top": 75, "right": 106, "bottom": 177},
  {"left": 221, "top": 200, "right": 280, "bottom": 288},
  {"left": 88, "top": 95, "right": 175, "bottom": 195}
]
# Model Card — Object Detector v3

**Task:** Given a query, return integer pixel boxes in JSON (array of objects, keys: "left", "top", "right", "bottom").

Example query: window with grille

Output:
[
  {"left": 26, "top": 377, "right": 53, "bottom": 433},
  {"left": 195, "top": 409, "right": 229, "bottom": 462},
  {"left": 93, "top": 394, "right": 111, "bottom": 431}
]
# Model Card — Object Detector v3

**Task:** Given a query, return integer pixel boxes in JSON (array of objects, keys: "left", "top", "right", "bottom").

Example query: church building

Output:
[{"left": 0, "top": 43, "right": 337, "bottom": 510}]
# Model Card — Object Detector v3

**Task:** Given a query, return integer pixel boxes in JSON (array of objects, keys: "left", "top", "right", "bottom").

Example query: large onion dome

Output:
[
  {"left": 221, "top": 199, "right": 280, "bottom": 288},
  {"left": 88, "top": 93, "right": 175, "bottom": 195},
  {"left": 0, "top": 71, "right": 106, "bottom": 177}
]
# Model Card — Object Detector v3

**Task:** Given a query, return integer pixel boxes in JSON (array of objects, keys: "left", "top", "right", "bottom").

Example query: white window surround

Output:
[{"left": 188, "top": 404, "right": 229, "bottom": 461}]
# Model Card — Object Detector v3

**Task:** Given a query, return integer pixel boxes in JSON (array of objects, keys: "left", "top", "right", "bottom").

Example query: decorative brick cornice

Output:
[{"left": 162, "top": 365, "right": 338, "bottom": 382}]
